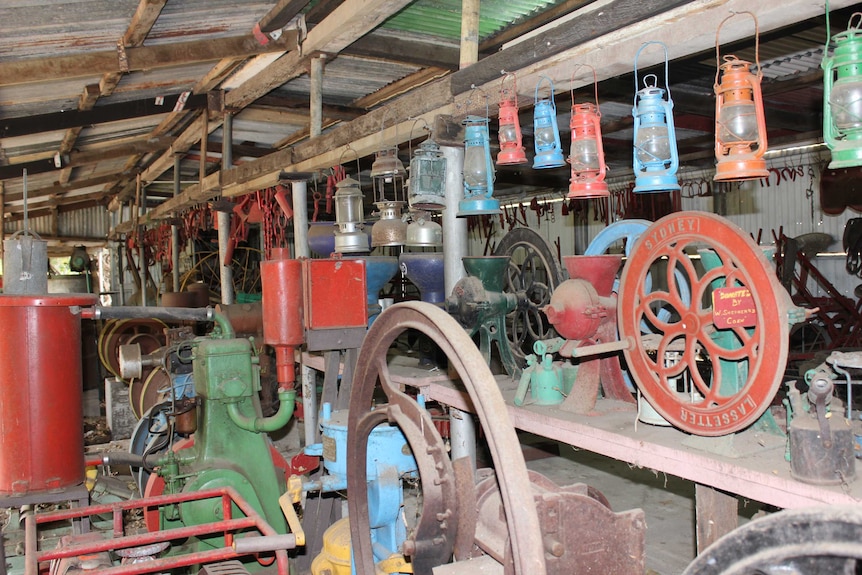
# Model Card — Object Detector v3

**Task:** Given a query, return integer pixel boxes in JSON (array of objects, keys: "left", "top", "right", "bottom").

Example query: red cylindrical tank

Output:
[
  {"left": 0, "top": 293, "right": 97, "bottom": 496},
  {"left": 261, "top": 248, "right": 303, "bottom": 387}
]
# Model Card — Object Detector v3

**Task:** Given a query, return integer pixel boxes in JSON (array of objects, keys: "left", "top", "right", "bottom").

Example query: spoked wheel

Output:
[
  {"left": 494, "top": 228, "right": 565, "bottom": 365},
  {"left": 180, "top": 246, "right": 263, "bottom": 303},
  {"left": 585, "top": 219, "right": 653, "bottom": 259},
  {"left": 347, "top": 302, "right": 545, "bottom": 575},
  {"left": 682, "top": 506, "right": 862, "bottom": 575},
  {"left": 618, "top": 212, "right": 791, "bottom": 436},
  {"left": 98, "top": 319, "right": 167, "bottom": 380}
]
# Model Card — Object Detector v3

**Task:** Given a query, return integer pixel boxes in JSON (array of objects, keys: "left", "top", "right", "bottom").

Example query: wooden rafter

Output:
[{"left": 0, "top": 31, "right": 300, "bottom": 87}]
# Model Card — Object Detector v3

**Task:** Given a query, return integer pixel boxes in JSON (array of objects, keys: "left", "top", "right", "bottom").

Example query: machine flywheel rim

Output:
[{"left": 347, "top": 301, "right": 545, "bottom": 575}]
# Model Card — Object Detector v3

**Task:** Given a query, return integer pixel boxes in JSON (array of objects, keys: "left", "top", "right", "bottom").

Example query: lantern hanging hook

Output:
[
  {"left": 634, "top": 41, "right": 671, "bottom": 100},
  {"left": 715, "top": 11, "right": 761, "bottom": 88},
  {"left": 570, "top": 64, "right": 599, "bottom": 109}
]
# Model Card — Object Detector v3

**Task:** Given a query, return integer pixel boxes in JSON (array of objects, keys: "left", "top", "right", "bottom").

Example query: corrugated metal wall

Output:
[
  {"left": 3, "top": 205, "right": 109, "bottom": 239},
  {"left": 468, "top": 151, "right": 860, "bottom": 297}
]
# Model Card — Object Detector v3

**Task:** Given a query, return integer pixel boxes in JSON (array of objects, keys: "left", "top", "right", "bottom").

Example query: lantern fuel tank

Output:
[{"left": 0, "top": 293, "right": 97, "bottom": 496}]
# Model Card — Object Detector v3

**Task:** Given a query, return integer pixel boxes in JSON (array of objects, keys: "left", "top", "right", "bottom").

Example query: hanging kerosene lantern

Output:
[
  {"left": 497, "top": 73, "right": 527, "bottom": 165},
  {"left": 408, "top": 136, "right": 446, "bottom": 211},
  {"left": 568, "top": 65, "right": 609, "bottom": 199},
  {"left": 714, "top": 11, "right": 769, "bottom": 181},
  {"left": 823, "top": 12, "right": 862, "bottom": 169},
  {"left": 533, "top": 76, "right": 566, "bottom": 169},
  {"left": 333, "top": 176, "right": 369, "bottom": 253},
  {"left": 632, "top": 41, "right": 680, "bottom": 194},
  {"left": 404, "top": 119, "right": 444, "bottom": 245},
  {"left": 370, "top": 146, "right": 408, "bottom": 247},
  {"left": 459, "top": 110, "right": 500, "bottom": 216}
]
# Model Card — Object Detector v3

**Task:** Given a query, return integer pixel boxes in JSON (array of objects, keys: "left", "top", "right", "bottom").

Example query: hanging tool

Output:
[{"left": 325, "top": 165, "right": 346, "bottom": 215}]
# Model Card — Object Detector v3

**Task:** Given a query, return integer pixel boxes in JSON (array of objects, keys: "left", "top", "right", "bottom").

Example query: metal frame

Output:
[{"left": 28, "top": 486, "right": 290, "bottom": 575}]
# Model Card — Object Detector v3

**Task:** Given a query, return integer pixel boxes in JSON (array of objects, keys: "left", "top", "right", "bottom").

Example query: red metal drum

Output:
[
  {"left": 0, "top": 293, "right": 97, "bottom": 495},
  {"left": 261, "top": 249, "right": 303, "bottom": 386},
  {"left": 261, "top": 248, "right": 303, "bottom": 348}
]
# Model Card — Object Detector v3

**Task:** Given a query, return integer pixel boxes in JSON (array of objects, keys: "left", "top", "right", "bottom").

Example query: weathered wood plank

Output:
[
  {"left": 351, "top": 67, "right": 450, "bottom": 110},
  {"left": 449, "top": 0, "right": 691, "bottom": 95},
  {"left": 257, "top": 0, "right": 311, "bottom": 34},
  {"left": 0, "top": 31, "right": 300, "bottom": 86},
  {"left": 695, "top": 484, "right": 738, "bottom": 553},
  {"left": 0, "top": 94, "right": 206, "bottom": 139},
  {"left": 346, "top": 33, "right": 460, "bottom": 70},
  {"left": 226, "top": 0, "right": 418, "bottom": 108}
]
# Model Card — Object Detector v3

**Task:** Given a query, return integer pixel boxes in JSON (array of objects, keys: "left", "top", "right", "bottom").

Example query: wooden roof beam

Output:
[{"left": 0, "top": 30, "right": 300, "bottom": 86}]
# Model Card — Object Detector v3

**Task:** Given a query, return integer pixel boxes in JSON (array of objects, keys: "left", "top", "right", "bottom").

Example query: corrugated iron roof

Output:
[{"left": 0, "top": 0, "right": 854, "bottom": 241}]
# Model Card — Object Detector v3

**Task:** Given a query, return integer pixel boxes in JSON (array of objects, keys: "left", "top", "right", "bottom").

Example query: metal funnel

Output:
[
  {"left": 462, "top": 256, "right": 510, "bottom": 293},
  {"left": 399, "top": 252, "right": 445, "bottom": 303},
  {"left": 562, "top": 255, "right": 622, "bottom": 297}
]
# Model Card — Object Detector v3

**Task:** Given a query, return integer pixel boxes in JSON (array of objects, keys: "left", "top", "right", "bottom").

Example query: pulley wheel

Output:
[
  {"left": 618, "top": 212, "right": 789, "bottom": 436},
  {"left": 98, "top": 318, "right": 166, "bottom": 379},
  {"left": 347, "top": 302, "right": 545, "bottom": 575},
  {"left": 493, "top": 227, "right": 565, "bottom": 365}
]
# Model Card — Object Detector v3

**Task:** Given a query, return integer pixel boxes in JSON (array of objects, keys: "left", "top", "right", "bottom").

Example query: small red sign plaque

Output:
[{"left": 712, "top": 287, "right": 757, "bottom": 329}]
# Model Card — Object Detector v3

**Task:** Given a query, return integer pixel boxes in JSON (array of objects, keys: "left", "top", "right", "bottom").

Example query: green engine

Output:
[{"left": 153, "top": 335, "right": 295, "bottom": 551}]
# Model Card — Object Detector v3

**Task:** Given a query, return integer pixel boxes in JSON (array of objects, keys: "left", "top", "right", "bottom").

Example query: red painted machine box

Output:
[{"left": 302, "top": 258, "right": 367, "bottom": 330}]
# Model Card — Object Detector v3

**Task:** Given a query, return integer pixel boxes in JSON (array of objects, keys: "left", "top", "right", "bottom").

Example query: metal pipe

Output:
[
  {"left": 23, "top": 505, "right": 37, "bottom": 575},
  {"left": 117, "top": 228, "right": 126, "bottom": 306},
  {"left": 227, "top": 389, "right": 296, "bottom": 433},
  {"left": 301, "top": 364, "right": 319, "bottom": 445},
  {"left": 290, "top": 178, "right": 310, "bottom": 258},
  {"left": 86, "top": 452, "right": 146, "bottom": 467},
  {"left": 84, "top": 306, "right": 235, "bottom": 339},
  {"left": 218, "top": 210, "right": 234, "bottom": 304},
  {"left": 0, "top": 181, "right": 5, "bottom": 270},
  {"left": 440, "top": 144, "right": 476, "bottom": 469},
  {"left": 171, "top": 154, "right": 181, "bottom": 292},
  {"left": 442, "top": 146, "right": 467, "bottom": 294},
  {"left": 233, "top": 533, "right": 298, "bottom": 553},
  {"left": 138, "top": 176, "right": 148, "bottom": 307},
  {"left": 219, "top": 112, "right": 235, "bottom": 305}
]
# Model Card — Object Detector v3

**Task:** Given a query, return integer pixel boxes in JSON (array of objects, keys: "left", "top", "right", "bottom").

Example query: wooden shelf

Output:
[{"left": 406, "top": 376, "right": 862, "bottom": 510}]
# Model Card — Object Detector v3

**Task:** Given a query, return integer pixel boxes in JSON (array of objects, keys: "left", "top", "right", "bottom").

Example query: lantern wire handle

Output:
[
  {"left": 715, "top": 11, "right": 761, "bottom": 88},
  {"left": 407, "top": 117, "right": 431, "bottom": 159},
  {"left": 570, "top": 64, "right": 599, "bottom": 109},
  {"left": 339, "top": 144, "right": 361, "bottom": 184},
  {"left": 534, "top": 76, "right": 556, "bottom": 108},
  {"left": 500, "top": 72, "right": 518, "bottom": 106},
  {"left": 634, "top": 41, "right": 671, "bottom": 100},
  {"left": 826, "top": 8, "right": 862, "bottom": 54},
  {"left": 467, "top": 84, "right": 490, "bottom": 119}
]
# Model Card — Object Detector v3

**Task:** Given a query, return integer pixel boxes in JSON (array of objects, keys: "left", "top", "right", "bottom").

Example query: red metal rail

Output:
[{"left": 30, "top": 486, "right": 290, "bottom": 575}]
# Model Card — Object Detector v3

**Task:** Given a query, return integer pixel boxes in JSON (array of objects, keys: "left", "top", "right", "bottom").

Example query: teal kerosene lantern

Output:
[{"left": 458, "top": 115, "right": 500, "bottom": 216}]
